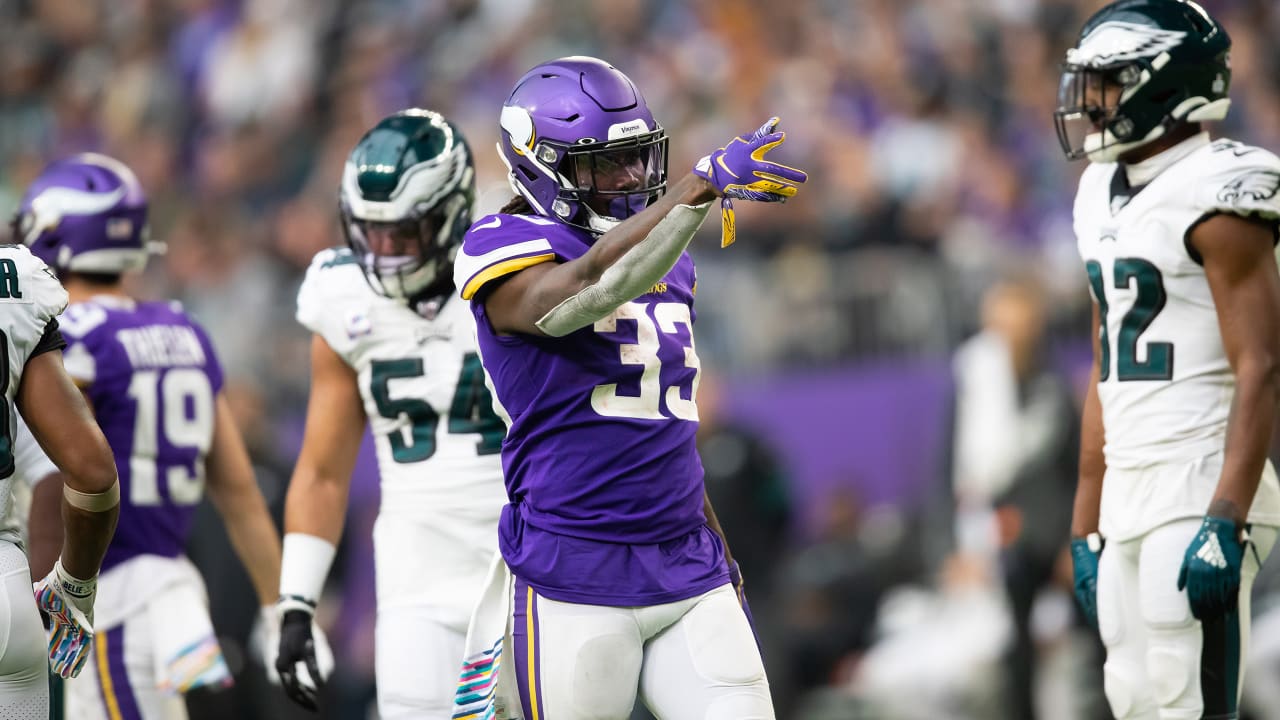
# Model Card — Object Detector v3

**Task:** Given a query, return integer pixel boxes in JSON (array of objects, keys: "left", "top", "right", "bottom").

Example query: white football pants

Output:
[
  {"left": 510, "top": 579, "right": 772, "bottom": 720},
  {"left": 372, "top": 512, "right": 497, "bottom": 719},
  {"left": 0, "top": 541, "right": 49, "bottom": 719},
  {"left": 374, "top": 607, "right": 465, "bottom": 719},
  {"left": 1097, "top": 517, "right": 1277, "bottom": 720}
]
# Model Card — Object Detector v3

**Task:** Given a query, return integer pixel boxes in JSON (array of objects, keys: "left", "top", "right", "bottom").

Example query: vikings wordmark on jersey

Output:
[{"left": 1073, "top": 133, "right": 1280, "bottom": 540}]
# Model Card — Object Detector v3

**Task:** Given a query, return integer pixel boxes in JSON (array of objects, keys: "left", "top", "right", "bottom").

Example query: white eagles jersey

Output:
[
  {"left": 296, "top": 247, "right": 507, "bottom": 517},
  {"left": 0, "top": 246, "right": 68, "bottom": 524},
  {"left": 1074, "top": 133, "right": 1280, "bottom": 535}
]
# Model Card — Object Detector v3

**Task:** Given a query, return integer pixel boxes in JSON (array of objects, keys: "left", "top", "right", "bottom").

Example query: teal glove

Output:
[
  {"left": 1177, "top": 515, "right": 1249, "bottom": 621},
  {"left": 1070, "top": 534, "right": 1103, "bottom": 628}
]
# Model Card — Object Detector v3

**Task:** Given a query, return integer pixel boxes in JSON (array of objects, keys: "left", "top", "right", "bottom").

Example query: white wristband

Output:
[
  {"left": 279, "top": 533, "right": 336, "bottom": 608},
  {"left": 64, "top": 480, "right": 120, "bottom": 512},
  {"left": 52, "top": 558, "right": 96, "bottom": 599}
]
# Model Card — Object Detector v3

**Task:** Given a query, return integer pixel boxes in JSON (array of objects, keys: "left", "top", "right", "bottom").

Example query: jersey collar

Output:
[
  {"left": 88, "top": 293, "right": 136, "bottom": 310},
  {"left": 1122, "top": 131, "right": 1210, "bottom": 187},
  {"left": 1110, "top": 131, "right": 1210, "bottom": 213}
]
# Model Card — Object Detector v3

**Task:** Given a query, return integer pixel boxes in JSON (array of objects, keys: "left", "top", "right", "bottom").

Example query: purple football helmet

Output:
[
  {"left": 499, "top": 56, "right": 668, "bottom": 234},
  {"left": 11, "top": 153, "right": 154, "bottom": 275}
]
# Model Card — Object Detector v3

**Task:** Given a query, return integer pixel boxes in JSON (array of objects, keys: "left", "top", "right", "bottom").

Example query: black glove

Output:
[{"left": 276, "top": 608, "right": 325, "bottom": 712}]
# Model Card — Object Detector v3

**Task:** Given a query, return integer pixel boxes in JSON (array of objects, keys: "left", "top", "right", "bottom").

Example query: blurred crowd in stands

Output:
[{"left": 2, "top": 0, "right": 1279, "bottom": 717}]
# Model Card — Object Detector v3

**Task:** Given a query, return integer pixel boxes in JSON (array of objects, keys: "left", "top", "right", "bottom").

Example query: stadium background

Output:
[{"left": 2, "top": 0, "right": 1280, "bottom": 718}]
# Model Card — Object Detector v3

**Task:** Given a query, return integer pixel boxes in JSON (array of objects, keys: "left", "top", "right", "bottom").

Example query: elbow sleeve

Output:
[{"left": 536, "top": 202, "right": 711, "bottom": 337}]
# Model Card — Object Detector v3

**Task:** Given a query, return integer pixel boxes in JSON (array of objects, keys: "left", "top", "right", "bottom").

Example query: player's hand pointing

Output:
[{"left": 693, "top": 117, "right": 808, "bottom": 247}]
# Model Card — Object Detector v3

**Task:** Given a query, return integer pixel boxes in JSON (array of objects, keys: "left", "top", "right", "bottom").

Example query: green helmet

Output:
[
  {"left": 341, "top": 108, "right": 475, "bottom": 304},
  {"left": 1054, "top": 0, "right": 1231, "bottom": 163}
]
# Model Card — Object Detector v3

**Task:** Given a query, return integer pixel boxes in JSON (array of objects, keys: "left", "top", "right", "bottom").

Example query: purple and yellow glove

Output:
[
  {"left": 1178, "top": 515, "right": 1251, "bottom": 620},
  {"left": 694, "top": 117, "right": 808, "bottom": 247},
  {"left": 34, "top": 560, "right": 96, "bottom": 679}
]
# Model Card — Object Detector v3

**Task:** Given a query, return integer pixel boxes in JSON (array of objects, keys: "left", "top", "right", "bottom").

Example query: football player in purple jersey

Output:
[
  {"left": 12, "top": 153, "right": 305, "bottom": 719},
  {"left": 452, "top": 56, "right": 806, "bottom": 719}
]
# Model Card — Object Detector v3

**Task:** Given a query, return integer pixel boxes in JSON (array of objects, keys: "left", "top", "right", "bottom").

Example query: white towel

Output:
[{"left": 452, "top": 552, "right": 521, "bottom": 720}]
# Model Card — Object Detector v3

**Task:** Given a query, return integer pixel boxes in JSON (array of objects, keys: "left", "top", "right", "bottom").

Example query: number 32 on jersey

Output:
[{"left": 1087, "top": 257, "right": 1174, "bottom": 382}]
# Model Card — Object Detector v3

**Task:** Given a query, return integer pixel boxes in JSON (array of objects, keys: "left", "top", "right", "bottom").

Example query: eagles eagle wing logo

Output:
[
  {"left": 1217, "top": 170, "right": 1280, "bottom": 205},
  {"left": 1067, "top": 21, "right": 1187, "bottom": 66}
]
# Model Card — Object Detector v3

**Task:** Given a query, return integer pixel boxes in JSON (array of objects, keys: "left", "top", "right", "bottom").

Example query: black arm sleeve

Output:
[{"left": 29, "top": 318, "right": 67, "bottom": 359}]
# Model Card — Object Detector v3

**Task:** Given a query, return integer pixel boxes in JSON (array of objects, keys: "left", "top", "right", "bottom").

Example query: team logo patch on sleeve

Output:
[
  {"left": 1217, "top": 170, "right": 1280, "bottom": 205},
  {"left": 345, "top": 310, "right": 372, "bottom": 339}
]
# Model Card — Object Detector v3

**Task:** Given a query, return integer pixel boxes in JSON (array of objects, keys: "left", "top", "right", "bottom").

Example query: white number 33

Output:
[{"left": 591, "top": 301, "right": 700, "bottom": 421}]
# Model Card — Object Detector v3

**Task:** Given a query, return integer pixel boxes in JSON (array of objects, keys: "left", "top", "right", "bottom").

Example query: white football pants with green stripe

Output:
[{"left": 1098, "top": 518, "right": 1277, "bottom": 719}]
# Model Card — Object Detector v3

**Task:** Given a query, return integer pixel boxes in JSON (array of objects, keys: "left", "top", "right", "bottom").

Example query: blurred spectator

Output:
[
  {"left": 781, "top": 487, "right": 923, "bottom": 716},
  {"left": 698, "top": 372, "right": 791, "bottom": 607},
  {"left": 948, "top": 277, "right": 1081, "bottom": 720}
]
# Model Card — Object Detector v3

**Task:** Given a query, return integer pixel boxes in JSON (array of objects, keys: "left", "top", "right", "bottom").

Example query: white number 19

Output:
[{"left": 126, "top": 368, "right": 214, "bottom": 506}]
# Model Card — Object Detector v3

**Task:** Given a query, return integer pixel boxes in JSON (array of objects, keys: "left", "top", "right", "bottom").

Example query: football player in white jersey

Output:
[
  {"left": 0, "top": 244, "right": 119, "bottom": 718},
  {"left": 1056, "top": 1, "right": 1280, "bottom": 718},
  {"left": 275, "top": 109, "right": 505, "bottom": 718}
]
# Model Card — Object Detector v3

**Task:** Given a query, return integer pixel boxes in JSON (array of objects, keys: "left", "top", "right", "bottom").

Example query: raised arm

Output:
[
  {"left": 484, "top": 173, "right": 716, "bottom": 336},
  {"left": 485, "top": 118, "right": 806, "bottom": 337}
]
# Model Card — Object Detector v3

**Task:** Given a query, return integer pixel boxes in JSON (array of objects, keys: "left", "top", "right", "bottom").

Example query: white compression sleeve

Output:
[
  {"left": 535, "top": 201, "right": 712, "bottom": 337},
  {"left": 278, "top": 532, "right": 336, "bottom": 612}
]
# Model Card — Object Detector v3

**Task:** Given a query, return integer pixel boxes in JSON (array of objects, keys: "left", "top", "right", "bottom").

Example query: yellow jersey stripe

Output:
[
  {"left": 461, "top": 254, "right": 555, "bottom": 300},
  {"left": 97, "top": 631, "right": 124, "bottom": 720},
  {"left": 526, "top": 586, "right": 540, "bottom": 720}
]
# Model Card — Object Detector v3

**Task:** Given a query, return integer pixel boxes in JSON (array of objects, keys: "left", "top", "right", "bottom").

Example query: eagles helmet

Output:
[
  {"left": 341, "top": 109, "right": 475, "bottom": 303},
  {"left": 498, "top": 56, "right": 668, "bottom": 234},
  {"left": 1054, "top": 0, "right": 1231, "bottom": 163},
  {"left": 12, "top": 153, "right": 155, "bottom": 276}
]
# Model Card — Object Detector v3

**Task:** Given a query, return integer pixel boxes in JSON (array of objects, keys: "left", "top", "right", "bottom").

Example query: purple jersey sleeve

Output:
[{"left": 454, "top": 214, "right": 588, "bottom": 301}]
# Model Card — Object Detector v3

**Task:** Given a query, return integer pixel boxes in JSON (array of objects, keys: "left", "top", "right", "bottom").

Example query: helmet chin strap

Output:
[
  {"left": 586, "top": 211, "right": 621, "bottom": 235},
  {"left": 580, "top": 195, "right": 647, "bottom": 235}
]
